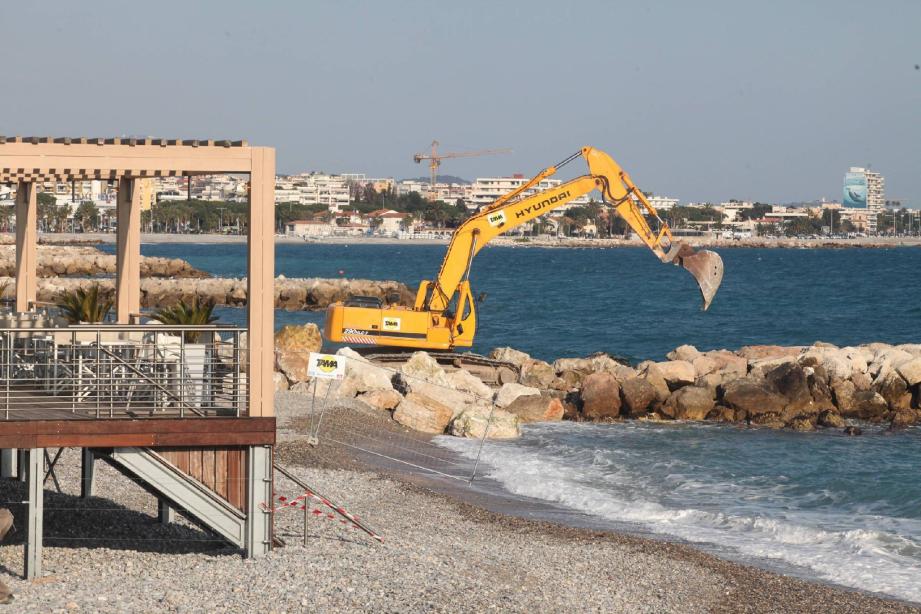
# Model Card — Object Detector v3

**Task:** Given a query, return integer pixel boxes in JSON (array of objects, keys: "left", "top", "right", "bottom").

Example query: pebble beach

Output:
[{"left": 0, "top": 391, "right": 916, "bottom": 613}]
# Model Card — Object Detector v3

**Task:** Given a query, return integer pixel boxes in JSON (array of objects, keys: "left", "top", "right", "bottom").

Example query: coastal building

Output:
[
  {"left": 286, "top": 219, "right": 334, "bottom": 237},
  {"left": 844, "top": 167, "right": 884, "bottom": 233},
  {"left": 275, "top": 172, "right": 351, "bottom": 210},
  {"left": 368, "top": 209, "right": 410, "bottom": 235},
  {"left": 646, "top": 195, "right": 679, "bottom": 211}
]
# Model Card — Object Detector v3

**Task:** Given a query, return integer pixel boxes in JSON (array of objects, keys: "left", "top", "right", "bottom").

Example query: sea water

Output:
[{"left": 121, "top": 241, "right": 921, "bottom": 601}]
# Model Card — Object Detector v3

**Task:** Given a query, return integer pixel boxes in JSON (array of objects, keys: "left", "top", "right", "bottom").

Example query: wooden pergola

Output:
[
  {"left": 0, "top": 136, "right": 277, "bottom": 577},
  {"left": 0, "top": 136, "right": 275, "bottom": 418}
]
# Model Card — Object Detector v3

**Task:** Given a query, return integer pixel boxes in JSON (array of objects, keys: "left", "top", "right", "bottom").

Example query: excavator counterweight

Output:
[{"left": 325, "top": 146, "right": 724, "bottom": 350}]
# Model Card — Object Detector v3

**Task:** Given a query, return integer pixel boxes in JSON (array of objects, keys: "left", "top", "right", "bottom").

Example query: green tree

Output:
[{"left": 74, "top": 201, "right": 99, "bottom": 232}]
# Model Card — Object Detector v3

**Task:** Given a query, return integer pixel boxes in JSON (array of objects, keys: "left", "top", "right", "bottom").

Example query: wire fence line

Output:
[{"left": 281, "top": 348, "right": 505, "bottom": 484}]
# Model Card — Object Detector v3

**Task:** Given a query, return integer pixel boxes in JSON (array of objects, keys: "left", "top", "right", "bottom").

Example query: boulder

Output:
[
  {"left": 518, "top": 359, "right": 557, "bottom": 389},
  {"left": 749, "top": 356, "right": 796, "bottom": 380},
  {"left": 496, "top": 366, "right": 518, "bottom": 385},
  {"left": 579, "top": 372, "right": 622, "bottom": 420},
  {"left": 890, "top": 410, "right": 920, "bottom": 429},
  {"left": 764, "top": 362, "right": 815, "bottom": 414},
  {"left": 552, "top": 353, "right": 625, "bottom": 375},
  {"left": 851, "top": 370, "right": 872, "bottom": 391},
  {"left": 666, "top": 344, "right": 701, "bottom": 362},
  {"left": 273, "top": 323, "right": 323, "bottom": 383},
  {"left": 555, "top": 370, "right": 584, "bottom": 390},
  {"left": 494, "top": 383, "right": 540, "bottom": 408},
  {"left": 896, "top": 358, "right": 921, "bottom": 386},
  {"left": 831, "top": 380, "right": 858, "bottom": 414},
  {"left": 393, "top": 393, "right": 454, "bottom": 434},
  {"left": 798, "top": 347, "right": 857, "bottom": 381},
  {"left": 637, "top": 362, "right": 670, "bottom": 403},
  {"left": 849, "top": 391, "right": 889, "bottom": 421},
  {"left": 721, "top": 378, "right": 786, "bottom": 417},
  {"left": 400, "top": 352, "right": 451, "bottom": 387},
  {"left": 620, "top": 377, "right": 658, "bottom": 417},
  {"left": 750, "top": 414, "right": 786, "bottom": 429},
  {"left": 873, "top": 369, "right": 912, "bottom": 411},
  {"left": 357, "top": 389, "right": 403, "bottom": 412},
  {"left": 504, "top": 393, "right": 564, "bottom": 423},
  {"left": 450, "top": 406, "right": 520, "bottom": 439},
  {"left": 896, "top": 344, "right": 921, "bottom": 357},
  {"left": 272, "top": 371, "right": 289, "bottom": 392},
  {"left": 446, "top": 369, "right": 493, "bottom": 401},
  {"left": 706, "top": 405, "right": 741, "bottom": 423},
  {"left": 789, "top": 417, "right": 815, "bottom": 432},
  {"left": 704, "top": 351, "right": 749, "bottom": 382},
  {"left": 817, "top": 410, "right": 846, "bottom": 428},
  {"left": 737, "top": 345, "right": 801, "bottom": 361},
  {"left": 869, "top": 348, "right": 913, "bottom": 378},
  {"left": 335, "top": 347, "right": 394, "bottom": 397},
  {"left": 655, "top": 360, "right": 696, "bottom": 389},
  {"left": 691, "top": 355, "right": 718, "bottom": 378},
  {"left": 663, "top": 386, "right": 715, "bottom": 421},
  {"left": 489, "top": 347, "right": 532, "bottom": 368}
]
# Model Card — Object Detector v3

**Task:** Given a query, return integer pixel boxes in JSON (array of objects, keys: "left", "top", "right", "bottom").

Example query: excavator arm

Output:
[
  {"left": 324, "top": 146, "right": 723, "bottom": 351},
  {"left": 424, "top": 146, "right": 723, "bottom": 312}
]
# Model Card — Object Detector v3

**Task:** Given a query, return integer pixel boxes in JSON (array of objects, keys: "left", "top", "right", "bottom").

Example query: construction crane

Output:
[{"left": 413, "top": 140, "right": 511, "bottom": 196}]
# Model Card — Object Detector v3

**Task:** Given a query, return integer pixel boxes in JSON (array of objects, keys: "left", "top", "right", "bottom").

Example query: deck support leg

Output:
[
  {"left": 0, "top": 449, "right": 16, "bottom": 478},
  {"left": 158, "top": 499, "right": 176, "bottom": 525},
  {"left": 25, "top": 448, "right": 43, "bottom": 580},
  {"left": 244, "top": 445, "right": 272, "bottom": 558},
  {"left": 17, "top": 450, "right": 27, "bottom": 482},
  {"left": 81, "top": 448, "right": 95, "bottom": 498}
]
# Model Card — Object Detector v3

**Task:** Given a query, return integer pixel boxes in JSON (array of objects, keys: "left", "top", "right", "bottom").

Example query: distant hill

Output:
[{"left": 401, "top": 175, "right": 470, "bottom": 185}]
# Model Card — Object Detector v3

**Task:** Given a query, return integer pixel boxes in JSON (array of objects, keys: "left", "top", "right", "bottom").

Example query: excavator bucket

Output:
[{"left": 665, "top": 243, "right": 724, "bottom": 310}]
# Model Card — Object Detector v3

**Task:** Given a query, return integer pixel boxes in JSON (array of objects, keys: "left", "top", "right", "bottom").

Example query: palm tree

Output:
[
  {"left": 152, "top": 297, "right": 218, "bottom": 342},
  {"left": 56, "top": 285, "right": 114, "bottom": 323}
]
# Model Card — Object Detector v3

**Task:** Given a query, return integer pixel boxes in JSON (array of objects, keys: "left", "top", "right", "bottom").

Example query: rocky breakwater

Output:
[
  {"left": 273, "top": 324, "right": 565, "bottom": 440},
  {"left": 13, "top": 276, "right": 414, "bottom": 311},
  {"left": 0, "top": 245, "right": 207, "bottom": 278},
  {"left": 488, "top": 342, "right": 921, "bottom": 432}
]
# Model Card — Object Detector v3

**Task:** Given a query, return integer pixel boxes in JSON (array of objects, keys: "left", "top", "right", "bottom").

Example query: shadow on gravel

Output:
[{"left": 0, "top": 478, "right": 241, "bottom": 557}]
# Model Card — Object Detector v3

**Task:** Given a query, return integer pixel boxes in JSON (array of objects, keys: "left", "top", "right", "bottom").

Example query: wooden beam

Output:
[
  {"left": 247, "top": 147, "right": 276, "bottom": 418},
  {"left": 116, "top": 177, "right": 141, "bottom": 322},
  {"left": 15, "top": 182, "right": 37, "bottom": 312}
]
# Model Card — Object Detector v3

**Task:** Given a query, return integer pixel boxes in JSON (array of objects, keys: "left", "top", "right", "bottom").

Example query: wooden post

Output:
[
  {"left": 116, "top": 177, "right": 142, "bottom": 323},
  {"left": 247, "top": 148, "right": 275, "bottom": 418},
  {"left": 15, "top": 181, "right": 37, "bottom": 312}
]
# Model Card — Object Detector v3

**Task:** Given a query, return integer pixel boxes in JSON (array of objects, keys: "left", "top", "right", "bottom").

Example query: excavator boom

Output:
[{"left": 324, "top": 146, "right": 724, "bottom": 350}]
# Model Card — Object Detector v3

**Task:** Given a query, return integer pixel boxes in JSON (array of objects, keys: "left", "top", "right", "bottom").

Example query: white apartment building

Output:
[
  {"left": 276, "top": 172, "right": 351, "bottom": 210},
  {"left": 468, "top": 175, "right": 590, "bottom": 211},
  {"left": 647, "top": 195, "right": 680, "bottom": 211}
]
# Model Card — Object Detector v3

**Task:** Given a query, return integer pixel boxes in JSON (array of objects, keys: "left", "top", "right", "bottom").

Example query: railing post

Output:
[{"left": 25, "top": 448, "right": 44, "bottom": 580}]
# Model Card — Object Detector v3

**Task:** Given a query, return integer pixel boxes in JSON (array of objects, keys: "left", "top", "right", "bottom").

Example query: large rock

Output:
[
  {"left": 400, "top": 352, "right": 451, "bottom": 387},
  {"left": 273, "top": 323, "right": 323, "bottom": 383},
  {"left": 890, "top": 410, "right": 920, "bottom": 429},
  {"left": 580, "top": 372, "right": 621, "bottom": 419},
  {"left": 446, "top": 369, "right": 493, "bottom": 401},
  {"left": 637, "top": 361, "right": 670, "bottom": 404},
  {"left": 831, "top": 380, "right": 858, "bottom": 414},
  {"left": 494, "top": 383, "right": 540, "bottom": 408},
  {"left": 393, "top": 393, "right": 454, "bottom": 434},
  {"left": 272, "top": 371, "right": 289, "bottom": 391},
  {"left": 817, "top": 410, "right": 846, "bottom": 428},
  {"left": 704, "top": 351, "right": 749, "bottom": 381},
  {"left": 738, "top": 345, "right": 802, "bottom": 361},
  {"left": 357, "top": 388, "right": 403, "bottom": 412},
  {"left": 721, "top": 378, "right": 786, "bottom": 417},
  {"left": 873, "top": 369, "right": 912, "bottom": 411},
  {"left": 489, "top": 347, "right": 532, "bottom": 368},
  {"left": 504, "top": 393, "right": 564, "bottom": 423},
  {"left": 620, "top": 377, "right": 657, "bottom": 417},
  {"left": 868, "top": 348, "right": 913, "bottom": 378},
  {"left": 662, "top": 386, "right": 714, "bottom": 421},
  {"left": 335, "top": 347, "right": 394, "bottom": 397},
  {"left": 655, "top": 360, "right": 696, "bottom": 389},
  {"left": 450, "top": 407, "right": 520, "bottom": 439},
  {"left": 764, "top": 362, "right": 815, "bottom": 414},
  {"left": 666, "top": 344, "right": 701, "bottom": 362},
  {"left": 518, "top": 359, "right": 557, "bottom": 389},
  {"left": 896, "top": 358, "right": 921, "bottom": 386},
  {"left": 848, "top": 391, "right": 890, "bottom": 421},
  {"left": 552, "top": 353, "right": 625, "bottom": 375}
]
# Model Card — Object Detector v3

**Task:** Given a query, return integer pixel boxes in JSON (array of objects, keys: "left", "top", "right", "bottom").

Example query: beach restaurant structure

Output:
[{"left": 0, "top": 137, "right": 276, "bottom": 578}]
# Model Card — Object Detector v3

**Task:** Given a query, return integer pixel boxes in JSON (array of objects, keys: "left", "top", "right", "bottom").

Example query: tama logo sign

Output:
[
  {"left": 515, "top": 191, "right": 570, "bottom": 219},
  {"left": 487, "top": 211, "right": 507, "bottom": 227},
  {"left": 307, "top": 352, "right": 346, "bottom": 380},
  {"left": 382, "top": 317, "right": 401, "bottom": 331}
]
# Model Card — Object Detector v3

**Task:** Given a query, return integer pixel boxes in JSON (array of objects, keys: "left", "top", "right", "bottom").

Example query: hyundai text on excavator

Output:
[{"left": 324, "top": 147, "right": 724, "bottom": 351}]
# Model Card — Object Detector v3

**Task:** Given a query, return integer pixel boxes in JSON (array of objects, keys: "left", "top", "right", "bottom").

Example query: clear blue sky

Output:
[{"left": 2, "top": 1, "right": 918, "bottom": 205}]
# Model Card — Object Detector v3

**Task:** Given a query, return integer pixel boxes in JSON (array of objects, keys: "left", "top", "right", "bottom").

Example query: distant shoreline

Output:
[{"left": 16, "top": 232, "right": 921, "bottom": 249}]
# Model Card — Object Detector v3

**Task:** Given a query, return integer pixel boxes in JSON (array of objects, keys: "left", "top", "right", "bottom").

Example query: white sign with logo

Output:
[
  {"left": 307, "top": 352, "right": 347, "bottom": 380},
  {"left": 487, "top": 211, "right": 506, "bottom": 227},
  {"left": 382, "top": 317, "right": 401, "bottom": 332}
]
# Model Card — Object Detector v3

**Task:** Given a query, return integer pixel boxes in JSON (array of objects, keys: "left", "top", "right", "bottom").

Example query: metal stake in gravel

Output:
[{"left": 302, "top": 352, "right": 346, "bottom": 446}]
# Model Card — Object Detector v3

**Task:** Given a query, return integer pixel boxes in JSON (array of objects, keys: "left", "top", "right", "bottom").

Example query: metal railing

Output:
[{"left": 0, "top": 324, "right": 248, "bottom": 419}]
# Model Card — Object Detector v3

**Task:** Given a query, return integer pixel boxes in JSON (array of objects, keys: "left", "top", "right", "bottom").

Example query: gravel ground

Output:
[{"left": 0, "top": 392, "right": 914, "bottom": 613}]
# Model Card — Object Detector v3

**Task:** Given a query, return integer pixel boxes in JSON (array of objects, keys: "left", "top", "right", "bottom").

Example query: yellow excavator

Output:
[{"left": 324, "top": 146, "right": 724, "bottom": 351}]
